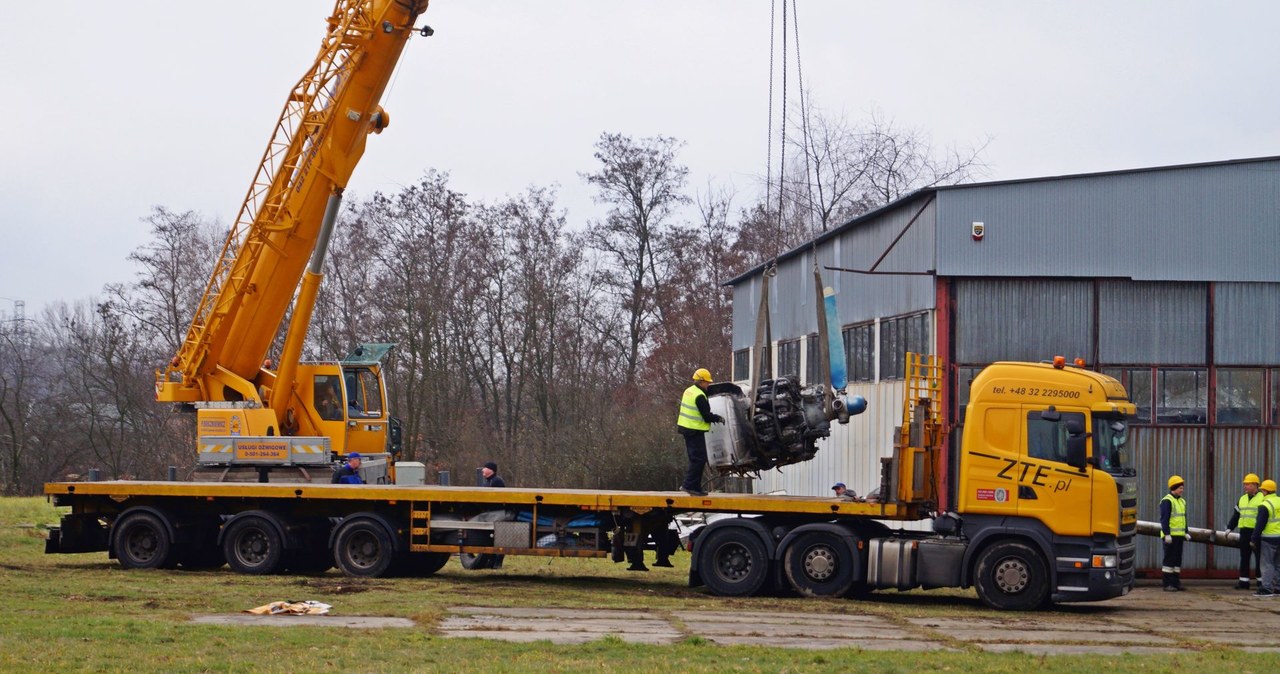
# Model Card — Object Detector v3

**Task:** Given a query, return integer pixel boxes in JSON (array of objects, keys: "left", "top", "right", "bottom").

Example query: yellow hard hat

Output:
[
  {"left": 692, "top": 368, "right": 712, "bottom": 382},
  {"left": 1167, "top": 475, "right": 1184, "bottom": 490},
  {"left": 1245, "top": 473, "right": 1261, "bottom": 485},
  {"left": 1263, "top": 479, "right": 1278, "bottom": 493}
]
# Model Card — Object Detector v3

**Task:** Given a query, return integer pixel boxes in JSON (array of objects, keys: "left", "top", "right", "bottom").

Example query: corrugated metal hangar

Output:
[{"left": 726, "top": 155, "right": 1280, "bottom": 574}]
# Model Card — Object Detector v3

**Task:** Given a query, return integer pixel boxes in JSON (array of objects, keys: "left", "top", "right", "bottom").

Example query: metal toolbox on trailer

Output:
[{"left": 867, "top": 538, "right": 919, "bottom": 590}]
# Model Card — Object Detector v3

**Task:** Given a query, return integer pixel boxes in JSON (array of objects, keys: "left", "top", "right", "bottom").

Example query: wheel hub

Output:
[
  {"left": 993, "top": 557, "right": 1030, "bottom": 593},
  {"left": 716, "top": 543, "right": 752, "bottom": 580},
  {"left": 803, "top": 547, "right": 835, "bottom": 580}
]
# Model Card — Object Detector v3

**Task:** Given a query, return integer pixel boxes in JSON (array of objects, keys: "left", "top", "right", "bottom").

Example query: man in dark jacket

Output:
[
  {"left": 676, "top": 368, "right": 724, "bottom": 497},
  {"left": 331, "top": 453, "right": 364, "bottom": 484},
  {"left": 480, "top": 461, "right": 505, "bottom": 488}
]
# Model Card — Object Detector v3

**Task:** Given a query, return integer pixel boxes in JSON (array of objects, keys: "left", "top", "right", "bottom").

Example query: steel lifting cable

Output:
[
  {"left": 791, "top": 0, "right": 818, "bottom": 238},
  {"left": 765, "top": 0, "right": 777, "bottom": 210}
]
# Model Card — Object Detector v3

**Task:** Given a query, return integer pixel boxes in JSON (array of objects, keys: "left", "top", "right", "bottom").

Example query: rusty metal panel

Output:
[
  {"left": 1133, "top": 427, "right": 1208, "bottom": 571},
  {"left": 1099, "top": 281, "right": 1207, "bottom": 365},
  {"left": 1211, "top": 428, "right": 1273, "bottom": 570},
  {"left": 954, "top": 279, "right": 1092, "bottom": 364},
  {"left": 1215, "top": 283, "right": 1280, "bottom": 365}
]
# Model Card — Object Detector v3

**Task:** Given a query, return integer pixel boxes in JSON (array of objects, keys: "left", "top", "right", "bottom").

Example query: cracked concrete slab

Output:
[
  {"left": 977, "top": 644, "right": 1181, "bottom": 655},
  {"left": 191, "top": 614, "right": 415, "bottom": 628}
]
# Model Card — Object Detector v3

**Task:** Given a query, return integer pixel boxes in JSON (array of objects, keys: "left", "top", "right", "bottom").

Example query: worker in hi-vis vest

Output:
[
  {"left": 676, "top": 368, "right": 724, "bottom": 497},
  {"left": 1251, "top": 480, "right": 1280, "bottom": 597},
  {"left": 1159, "top": 475, "right": 1187, "bottom": 592},
  {"left": 1226, "top": 472, "right": 1265, "bottom": 589}
]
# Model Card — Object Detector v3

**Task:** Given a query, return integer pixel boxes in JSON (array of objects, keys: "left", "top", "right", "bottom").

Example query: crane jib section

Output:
[{"left": 156, "top": 1, "right": 429, "bottom": 405}]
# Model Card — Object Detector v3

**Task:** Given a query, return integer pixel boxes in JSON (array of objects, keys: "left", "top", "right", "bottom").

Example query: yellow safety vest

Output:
[
  {"left": 1162, "top": 493, "right": 1186, "bottom": 537},
  {"left": 676, "top": 384, "right": 711, "bottom": 432},
  {"left": 1238, "top": 492, "right": 1266, "bottom": 529},
  {"left": 1264, "top": 496, "right": 1280, "bottom": 537}
]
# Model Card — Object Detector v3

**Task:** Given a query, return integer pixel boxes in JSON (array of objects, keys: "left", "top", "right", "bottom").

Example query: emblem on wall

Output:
[{"left": 971, "top": 221, "right": 985, "bottom": 241}]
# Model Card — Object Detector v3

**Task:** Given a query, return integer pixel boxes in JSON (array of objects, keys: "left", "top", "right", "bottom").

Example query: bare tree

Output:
[{"left": 582, "top": 133, "right": 691, "bottom": 387}]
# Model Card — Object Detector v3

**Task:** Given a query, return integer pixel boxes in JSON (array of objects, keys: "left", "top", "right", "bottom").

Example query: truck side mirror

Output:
[
  {"left": 1065, "top": 419, "right": 1087, "bottom": 470},
  {"left": 1040, "top": 406, "right": 1061, "bottom": 422}
]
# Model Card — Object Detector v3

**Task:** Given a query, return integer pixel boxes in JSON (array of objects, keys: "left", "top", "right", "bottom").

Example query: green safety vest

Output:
[
  {"left": 1238, "top": 492, "right": 1266, "bottom": 529},
  {"left": 1162, "top": 493, "right": 1186, "bottom": 537},
  {"left": 1264, "top": 496, "right": 1280, "bottom": 537},
  {"left": 675, "top": 384, "right": 711, "bottom": 432}
]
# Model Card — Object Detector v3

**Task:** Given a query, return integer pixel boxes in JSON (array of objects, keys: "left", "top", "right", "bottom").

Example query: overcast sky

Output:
[{"left": 2, "top": 1, "right": 1278, "bottom": 318}]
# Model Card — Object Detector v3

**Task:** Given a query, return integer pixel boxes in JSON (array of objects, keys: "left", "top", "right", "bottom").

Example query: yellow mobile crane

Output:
[{"left": 154, "top": 0, "right": 432, "bottom": 480}]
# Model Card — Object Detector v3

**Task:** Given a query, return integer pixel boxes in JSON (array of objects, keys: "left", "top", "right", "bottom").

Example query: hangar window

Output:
[
  {"left": 1216, "top": 369, "right": 1264, "bottom": 425},
  {"left": 777, "top": 339, "right": 801, "bottom": 380},
  {"left": 843, "top": 322, "right": 874, "bottom": 382},
  {"left": 1274, "top": 370, "right": 1280, "bottom": 425},
  {"left": 1156, "top": 368, "right": 1208, "bottom": 425},
  {"left": 879, "top": 312, "right": 930, "bottom": 380},
  {"left": 805, "top": 334, "right": 821, "bottom": 385},
  {"left": 732, "top": 349, "right": 750, "bottom": 382},
  {"left": 1102, "top": 368, "right": 1153, "bottom": 424}
]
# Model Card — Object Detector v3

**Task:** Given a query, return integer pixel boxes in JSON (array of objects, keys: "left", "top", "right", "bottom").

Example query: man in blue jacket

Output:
[{"left": 331, "top": 453, "right": 365, "bottom": 484}]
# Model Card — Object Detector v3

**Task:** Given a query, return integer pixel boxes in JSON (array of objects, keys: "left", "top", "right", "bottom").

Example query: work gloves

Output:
[
  {"left": 710, "top": 414, "right": 725, "bottom": 424},
  {"left": 1163, "top": 535, "right": 1172, "bottom": 544}
]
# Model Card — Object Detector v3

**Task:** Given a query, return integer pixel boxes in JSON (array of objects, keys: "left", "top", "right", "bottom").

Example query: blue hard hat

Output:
[{"left": 347, "top": 452, "right": 362, "bottom": 459}]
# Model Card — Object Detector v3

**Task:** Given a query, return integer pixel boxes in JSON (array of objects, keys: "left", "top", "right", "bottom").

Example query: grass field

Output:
[{"left": 0, "top": 496, "right": 1250, "bottom": 673}]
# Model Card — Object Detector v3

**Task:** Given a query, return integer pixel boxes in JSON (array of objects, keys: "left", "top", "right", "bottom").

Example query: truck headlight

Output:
[{"left": 1091, "top": 554, "right": 1117, "bottom": 568}]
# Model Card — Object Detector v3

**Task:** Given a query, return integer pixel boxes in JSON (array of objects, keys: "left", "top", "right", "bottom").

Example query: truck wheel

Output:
[
  {"left": 698, "top": 527, "right": 770, "bottom": 597},
  {"left": 334, "top": 519, "right": 395, "bottom": 577},
  {"left": 783, "top": 531, "right": 855, "bottom": 597},
  {"left": 974, "top": 541, "right": 1050, "bottom": 610},
  {"left": 223, "top": 516, "right": 286, "bottom": 574},
  {"left": 114, "top": 511, "right": 177, "bottom": 570}
]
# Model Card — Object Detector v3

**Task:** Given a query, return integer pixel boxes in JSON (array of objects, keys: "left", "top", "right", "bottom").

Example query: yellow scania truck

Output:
[{"left": 46, "top": 354, "right": 1136, "bottom": 610}]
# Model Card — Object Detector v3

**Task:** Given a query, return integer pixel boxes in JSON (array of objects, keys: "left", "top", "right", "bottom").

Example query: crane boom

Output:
[{"left": 157, "top": 0, "right": 429, "bottom": 406}]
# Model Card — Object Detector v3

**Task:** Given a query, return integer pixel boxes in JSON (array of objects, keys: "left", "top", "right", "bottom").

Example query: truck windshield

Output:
[{"left": 1093, "top": 415, "right": 1134, "bottom": 476}]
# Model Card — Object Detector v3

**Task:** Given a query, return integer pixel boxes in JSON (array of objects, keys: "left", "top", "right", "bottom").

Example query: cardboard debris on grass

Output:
[{"left": 245, "top": 601, "right": 332, "bottom": 616}]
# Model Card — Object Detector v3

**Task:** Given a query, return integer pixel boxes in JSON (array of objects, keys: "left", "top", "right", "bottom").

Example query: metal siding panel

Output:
[
  {"left": 1133, "top": 427, "right": 1208, "bottom": 571},
  {"left": 833, "top": 200, "right": 937, "bottom": 325},
  {"left": 1211, "top": 428, "right": 1271, "bottom": 570},
  {"left": 953, "top": 279, "right": 1092, "bottom": 363},
  {"left": 936, "top": 160, "right": 1280, "bottom": 282},
  {"left": 1215, "top": 283, "right": 1280, "bottom": 365},
  {"left": 1099, "top": 281, "right": 1207, "bottom": 364}
]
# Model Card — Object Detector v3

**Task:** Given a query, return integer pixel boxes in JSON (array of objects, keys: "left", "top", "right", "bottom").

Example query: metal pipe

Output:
[{"left": 1137, "top": 520, "right": 1239, "bottom": 546}]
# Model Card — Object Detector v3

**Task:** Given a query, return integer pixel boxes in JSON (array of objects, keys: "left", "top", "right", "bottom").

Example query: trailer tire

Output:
[
  {"left": 783, "top": 531, "right": 855, "bottom": 597},
  {"left": 114, "top": 511, "right": 177, "bottom": 570},
  {"left": 974, "top": 541, "right": 1050, "bottom": 611},
  {"left": 698, "top": 527, "right": 770, "bottom": 597},
  {"left": 334, "top": 519, "right": 396, "bottom": 577},
  {"left": 223, "top": 515, "right": 286, "bottom": 575}
]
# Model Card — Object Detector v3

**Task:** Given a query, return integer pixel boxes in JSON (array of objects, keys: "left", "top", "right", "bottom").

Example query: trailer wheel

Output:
[
  {"left": 698, "top": 527, "right": 770, "bottom": 597},
  {"left": 974, "top": 541, "right": 1050, "bottom": 611},
  {"left": 223, "top": 516, "right": 286, "bottom": 574},
  {"left": 114, "top": 511, "right": 177, "bottom": 570},
  {"left": 783, "top": 531, "right": 855, "bottom": 597},
  {"left": 334, "top": 519, "right": 395, "bottom": 577}
]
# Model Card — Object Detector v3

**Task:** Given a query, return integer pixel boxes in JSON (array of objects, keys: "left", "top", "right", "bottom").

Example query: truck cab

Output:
[{"left": 957, "top": 360, "right": 1137, "bottom": 604}]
